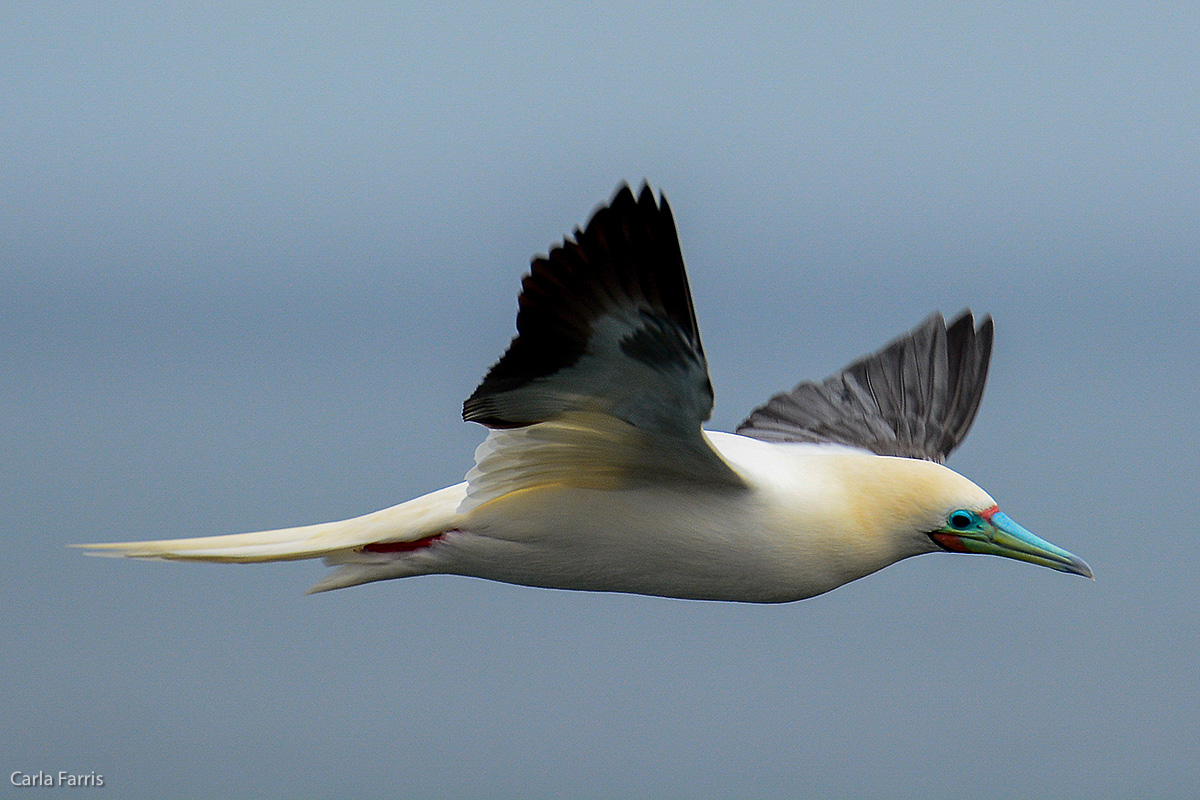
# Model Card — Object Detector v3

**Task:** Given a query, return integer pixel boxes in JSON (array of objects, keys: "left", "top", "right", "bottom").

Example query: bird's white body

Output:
[
  {"left": 79, "top": 185, "right": 1090, "bottom": 598},
  {"left": 92, "top": 430, "right": 992, "bottom": 602},
  {"left": 439, "top": 433, "right": 973, "bottom": 602}
]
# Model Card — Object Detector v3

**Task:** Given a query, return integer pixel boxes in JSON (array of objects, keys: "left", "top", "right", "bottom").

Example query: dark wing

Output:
[
  {"left": 735, "top": 312, "right": 994, "bottom": 462},
  {"left": 464, "top": 183, "right": 744, "bottom": 489}
]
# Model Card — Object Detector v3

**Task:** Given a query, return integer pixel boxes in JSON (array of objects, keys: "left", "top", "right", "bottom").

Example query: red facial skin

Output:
[{"left": 931, "top": 505, "right": 999, "bottom": 552}]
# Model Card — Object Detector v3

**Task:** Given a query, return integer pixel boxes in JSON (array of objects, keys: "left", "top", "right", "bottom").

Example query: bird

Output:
[{"left": 78, "top": 184, "right": 1092, "bottom": 602}]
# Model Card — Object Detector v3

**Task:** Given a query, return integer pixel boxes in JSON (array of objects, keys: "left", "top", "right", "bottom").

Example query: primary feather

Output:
[{"left": 736, "top": 311, "right": 993, "bottom": 462}]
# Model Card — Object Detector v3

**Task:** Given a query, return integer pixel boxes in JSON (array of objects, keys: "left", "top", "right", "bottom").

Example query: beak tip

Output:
[{"left": 1066, "top": 556, "right": 1094, "bottom": 580}]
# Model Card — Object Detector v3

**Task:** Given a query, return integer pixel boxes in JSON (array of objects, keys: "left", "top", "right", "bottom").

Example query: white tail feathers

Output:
[{"left": 74, "top": 483, "right": 467, "bottom": 576}]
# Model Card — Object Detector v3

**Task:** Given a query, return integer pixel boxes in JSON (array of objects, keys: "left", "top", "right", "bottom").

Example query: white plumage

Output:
[{"left": 78, "top": 185, "right": 1091, "bottom": 600}]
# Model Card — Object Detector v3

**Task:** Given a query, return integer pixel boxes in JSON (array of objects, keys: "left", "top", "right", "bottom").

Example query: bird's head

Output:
[{"left": 842, "top": 456, "right": 1093, "bottom": 579}]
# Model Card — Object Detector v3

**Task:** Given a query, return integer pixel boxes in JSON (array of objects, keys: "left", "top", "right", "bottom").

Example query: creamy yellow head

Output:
[
  {"left": 835, "top": 455, "right": 993, "bottom": 542},
  {"left": 813, "top": 452, "right": 1091, "bottom": 580},
  {"left": 801, "top": 454, "right": 993, "bottom": 573}
]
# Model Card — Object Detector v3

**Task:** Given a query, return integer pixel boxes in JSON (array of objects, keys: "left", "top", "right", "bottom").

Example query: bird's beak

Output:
[{"left": 933, "top": 510, "right": 1094, "bottom": 578}]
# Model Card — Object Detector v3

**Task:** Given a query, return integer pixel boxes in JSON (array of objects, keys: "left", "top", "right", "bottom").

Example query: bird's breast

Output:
[{"left": 447, "top": 478, "right": 877, "bottom": 603}]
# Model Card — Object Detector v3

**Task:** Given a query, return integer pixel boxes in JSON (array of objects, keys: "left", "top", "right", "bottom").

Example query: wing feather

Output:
[
  {"left": 464, "top": 183, "right": 745, "bottom": 491},
  {"left": 736, "top": 312, "right": 994, "bottom": 462}
]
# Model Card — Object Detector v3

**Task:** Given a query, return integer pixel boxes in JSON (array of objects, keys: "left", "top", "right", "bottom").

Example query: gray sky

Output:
[{"left": 3, "top": 3, "right": 1198, "bottom": 798}]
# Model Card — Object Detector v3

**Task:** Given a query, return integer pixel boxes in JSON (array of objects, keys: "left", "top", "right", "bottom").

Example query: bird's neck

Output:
[{"left": 709, "top": 433, "right": 944, "bottom": 591}]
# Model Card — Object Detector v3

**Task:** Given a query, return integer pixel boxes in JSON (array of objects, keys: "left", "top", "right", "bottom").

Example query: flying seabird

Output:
[{"left": 79, "top": 185, "right": 1093, "bottom": 601}]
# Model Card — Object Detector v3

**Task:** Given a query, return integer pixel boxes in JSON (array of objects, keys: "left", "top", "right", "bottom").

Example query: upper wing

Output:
[
  {"left": 735, "top": 312, "right": 994, "bottom": 463},
  {"left": 463, "top": 183, "right": 745, "bottom": 490}
]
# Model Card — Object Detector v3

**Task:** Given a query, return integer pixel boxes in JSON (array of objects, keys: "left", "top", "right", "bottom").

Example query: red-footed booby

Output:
[{"left": 78, "top": 185, "right": 1092, "bottom": 601}]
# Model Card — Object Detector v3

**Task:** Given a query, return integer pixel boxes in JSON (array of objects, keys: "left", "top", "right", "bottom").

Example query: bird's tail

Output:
[{"left": 74, "top": 483, "right": 467, "bottom": 592}]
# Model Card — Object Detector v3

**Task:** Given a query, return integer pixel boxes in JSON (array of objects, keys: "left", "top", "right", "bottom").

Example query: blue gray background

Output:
[{"left": 3, "top": 3, "right": 1198, "bottom": 798}]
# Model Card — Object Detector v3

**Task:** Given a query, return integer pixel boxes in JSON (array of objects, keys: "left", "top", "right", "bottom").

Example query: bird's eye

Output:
[{"left": 948, "top": 511, "right": 975, "bottom": 530}]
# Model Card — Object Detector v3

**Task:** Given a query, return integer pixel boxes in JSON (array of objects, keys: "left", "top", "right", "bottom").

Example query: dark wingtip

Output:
[
  {"left": 462, "top": 181, "right": 705, "bottom": 430},
  {"left": 737, "top": 307, "right": 998, "bottom": 461}
]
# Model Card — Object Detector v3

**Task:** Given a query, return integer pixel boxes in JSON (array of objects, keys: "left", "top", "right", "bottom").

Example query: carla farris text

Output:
[{"left": 11, "top": 771, "right": 104, "bottom": 788}]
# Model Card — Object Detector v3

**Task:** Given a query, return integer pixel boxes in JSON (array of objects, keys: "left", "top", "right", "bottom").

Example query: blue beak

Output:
[{"left": 935, "top": 511, "right": 1094, "bottom": 578}]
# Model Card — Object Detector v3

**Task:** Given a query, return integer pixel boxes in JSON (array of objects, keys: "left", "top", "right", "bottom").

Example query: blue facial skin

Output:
[{"left": 932, "top": 508, "right": 1093, "bottom": 578}]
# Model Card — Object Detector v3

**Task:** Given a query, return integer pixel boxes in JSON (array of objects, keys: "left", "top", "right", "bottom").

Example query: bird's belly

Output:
[{"left": 439, "top": 485, "right": 847, "bottom": 603}]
